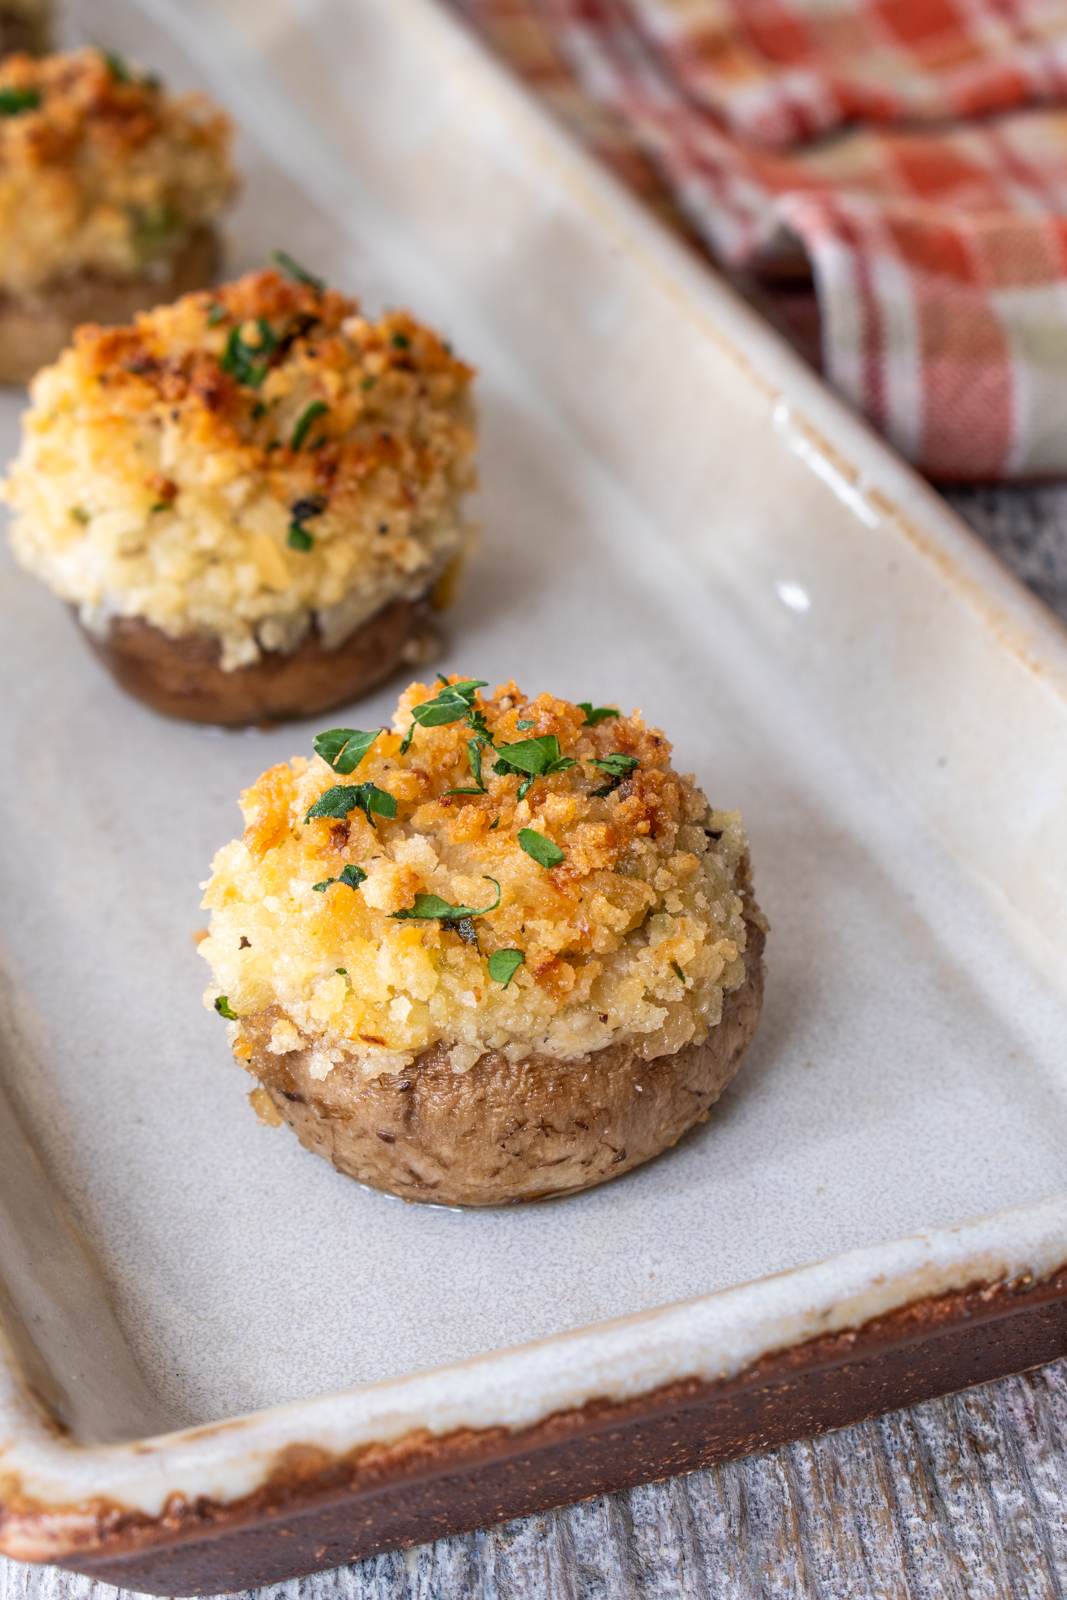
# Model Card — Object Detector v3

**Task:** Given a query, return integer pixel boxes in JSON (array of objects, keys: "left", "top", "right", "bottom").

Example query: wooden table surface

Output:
[{"left": 3, "top": 489, "right": 1065, "bottom": 1599}]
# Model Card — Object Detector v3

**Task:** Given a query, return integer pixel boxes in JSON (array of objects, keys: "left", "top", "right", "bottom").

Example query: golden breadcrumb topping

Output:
[
  {"left": 200, "top": 679, "right": 753, "bottom": 1077},
  {"left": 4, "top": 269, "right": 477, "bottom": 667},
  {"left": 0, "top": 49, "right": 233, "bottom": 294}
]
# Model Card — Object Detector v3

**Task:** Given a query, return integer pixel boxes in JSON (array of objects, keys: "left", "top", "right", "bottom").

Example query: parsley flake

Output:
[
  {"left": 400, "top": 678, "right": 488, "bottom": 752},
  {"left": 221, "top": 318, "right": 277, "bottom": 388},
  {"left": 494, "top": 735, "right": 575, "bottom": 799},
  {"left": 0, "top": 86, "right": 40, "bottom": 115},
  {"left": 518, "top": 828, "right": 564, "bottom": 869},
  {"left": 272, "top": 249, "right": 325, "bottom": 290},
  {"left": 590, "top": 753, "right": 639, "bottom": 796},
  {"left": 214, "top": 995, "right": 238, "bottom": 1020},
  {"left": 488, "top": 948, "right": 524, "bottom": 988},
  {"left": 313, "top": 727, "right": 380, "bottom": 774},
  {"left": 392, "top": 877, "right": 501, "bottom": 923},
  {"left": 313, "top": 863, "right": 367, "bottom": 893},
  {"left": 671, "top": 961, "right": 686, "bottom": 984},
  {"left": 305, "top": 783, "right": 397, "bottom": 825},
  {"left": 291, "top": 400, "right": 329, "bottom": 451},
  {"left": 579, "top": 703, "right": 620, "bottom": 727},
  {"left": 287, "top": 523, "right": 314, "bottom": 552}
]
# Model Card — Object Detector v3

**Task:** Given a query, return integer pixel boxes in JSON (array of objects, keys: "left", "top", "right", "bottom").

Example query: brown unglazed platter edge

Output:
[{"left": 1, "top": 1260, "right": 1062, "bottom": 1595}]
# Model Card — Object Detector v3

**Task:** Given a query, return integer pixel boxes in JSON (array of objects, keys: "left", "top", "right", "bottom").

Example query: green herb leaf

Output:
[
  {"left": 445, "top": 735, "right": 490, "bottom": 795},
  {"left": 69, "top": 505, "right": 90, "bottom": 525},
  {"left": 305, "top": 783, "right": 397, "bottom": 825},
  {"left": 579, "top": 703, "right": 620, "bottom": 727},
  {"left": 590, "top": 754, "right": 639, "bottom": 778},
  {"left": 313, "top": 727, "right": 380, "bottom": 775},
  {"left": 412, "top": 679, "right": 488, "bottom": 729},
  {"left": 272, "top": 249, "right": 325, "bottom": 290},
  {"left": 214, "top": 995, "right": 238, "bottom": 1020},
  {"left": 391, "top": 331, "right": 411, "bottom": 350},
  {"left": 313, "top": 863, "right": 368, "bottom": 893},
  {"left": 671, "top": 961, "right": 686, "bottom": 984},
  {"left": 488, "top": 948, "right": 524, "bottom": 988},
  {"left": 335, "top": 967, "right": 348, "bottom": 976},
  {"left": 100, "top": 48, "right": 131, "bottom": 81},
  {"left": 401, "top": 679, "right": 489, "bottom": 751},
  {"left": 0, "top": 86, "right": 40, "bottom": 115},
  {"left": 494, "top": 736, "right": 576, "bottom": 800},
  {"left": 516, "top": 719, "right": 535, "bottom": 730},
  {"left": 518, "top": 828, "right": 564, "bottom": 869},
  {"left": 590, "top": 753, "right": 639, "bottom": 797},
  {"left": 291, "top": 399, "right": 329, "bottom": 451},
  {"left": 392, "top": 877, "right": 501, "bottom": 923},
  {"left": 206, "top": 302, "right": 226, "bottom": 326},
  {"left": 221, "top": 318, "right": 277, "bottom": 388},
  {"left": 361, "top": 375, "right": 377, "bottom": 392},
  {"left": 488, "top": 817, "right": 500, "bottom": 831},
  {"left": 287, "top": 523, "right": 314, "bottom": 552}
]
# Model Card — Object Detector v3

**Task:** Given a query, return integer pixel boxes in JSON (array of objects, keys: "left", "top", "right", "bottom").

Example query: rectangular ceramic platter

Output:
[{"left": 2, "top": 0, "right": 1067, "bottom": 1568}]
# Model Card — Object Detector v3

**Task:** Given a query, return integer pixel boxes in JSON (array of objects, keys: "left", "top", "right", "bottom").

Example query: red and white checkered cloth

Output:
[{"left": 449, "top": 0, "right": 1067, "bottom": 480}]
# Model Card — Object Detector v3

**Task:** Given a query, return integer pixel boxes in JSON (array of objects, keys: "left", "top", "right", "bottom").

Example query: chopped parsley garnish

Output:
[
  {"left": 214, "top": 995, "right": 238, "bottom": 1020},
  {"left": 488, "top": 949, "right": 524, "bottom": 988},
  {"left": 313, "top": 863, "right": 367, "bottom": 893},
  {"left": 305, "top": 782, "right": 397, "bottom": 825},
  {"left": 518, "top": 828, "right": 564, "bottom": 869},
  {"left": 400, "top": 678, "right": 488, "bottom": 752},
  {"left": 590, "top": 753, "right": 639, "bottom": 796},
  {"left": 272, "top": 249, "right": 325, "bottom": 291},
  {"left": 445, "top": 735, "right": 490, "bottom": 796},
  {"left": 221, "top": 318, "right": 277, "bottom": 388},
  {"left": 288, "top": 494, "right": 326, "bottom": 553},
  {"left": 516, "top": 719, "right": 535, "bottom": 730},
  {"left": 0, "top": 87, "right": 40, "bottom": 115},
  {"left": 579, "top": 703, "right": 620, "bottom": 727},
  {"left": 392, "top": 877, "right": 501, "bottom": 924},
  {"left": 100, "top": 48, "right": 132, "bottom": 82},
  {"left": 671, "top": 961, "right": 686, "bottom": 984},
  {"left": 336, "top": 967, "right": 348, "bottom": 976},
  {"left": 206, "top": 302, "right": 226, "bottom": 326},
  {"left": 494, "top": 735, "right": 575, "bottom": 800},
  {"left": 69, "top": 506, "right": 90, "bottom": 525},
  {"left": 391, "top": 331, "right": 411, "bottom": 350},
  {"left": 313, "top": 727, "right": 380, "bottom": 774},
  {"left": 291, "top": 400, "right": 328, "bottom": 451},
  {"left": 488, "top": 817, "right": 500, "bottom": 830},
  {"left": 361, "top": 375, "right": 377, "bottom": 392}
]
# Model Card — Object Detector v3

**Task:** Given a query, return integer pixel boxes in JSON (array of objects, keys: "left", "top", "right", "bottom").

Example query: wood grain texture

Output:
[{"left": 2, "top": 493, "right": 1063, "bottom": 1598}]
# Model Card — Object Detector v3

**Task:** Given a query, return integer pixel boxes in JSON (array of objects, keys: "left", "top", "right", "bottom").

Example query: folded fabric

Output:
[{"left": 450, "top": 0, "right": 1067, "bottom": 480}]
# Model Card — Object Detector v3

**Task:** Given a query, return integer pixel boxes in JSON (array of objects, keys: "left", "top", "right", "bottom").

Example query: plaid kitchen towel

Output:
[{"left": 449, "top": 0, "right": 1067, "bottom": 481}]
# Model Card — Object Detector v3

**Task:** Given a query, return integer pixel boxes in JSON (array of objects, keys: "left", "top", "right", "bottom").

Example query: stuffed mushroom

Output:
[
  {"left": 199, "top": 677, "right": 766, "bottom": 1205},
  {"left": 4, "top": 266, "right": 477, "bottom": 722},
  {"left": 0, "top": 48, "right": 233, "bottom": 383}
]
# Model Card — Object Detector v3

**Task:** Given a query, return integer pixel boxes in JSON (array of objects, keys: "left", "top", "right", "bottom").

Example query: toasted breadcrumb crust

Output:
[
  {"left": 200, "top": 680, "right": 756, "bottom": 1077},
  {"left": 3, "top": 270, "right": 477, "bottom": 668},
  {"left": 0, "top": 49, "right": 233, "bottom": 295}
]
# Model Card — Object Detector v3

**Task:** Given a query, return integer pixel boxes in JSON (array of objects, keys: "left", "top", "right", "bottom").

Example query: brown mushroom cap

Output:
[
  {"left": 0, "top": 224, "right": 220, "bottom": 386},
  {"left": 78, "top": 588, "right": 435, "bottom": 726},
  {"left": 241, "top": 909, "right": 764, "bottom": 1206}
]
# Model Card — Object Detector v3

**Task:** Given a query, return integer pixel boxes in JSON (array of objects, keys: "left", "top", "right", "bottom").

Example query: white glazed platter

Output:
[{"left": 1, "top": 0, "right": 1066, "bottom": 1584}]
